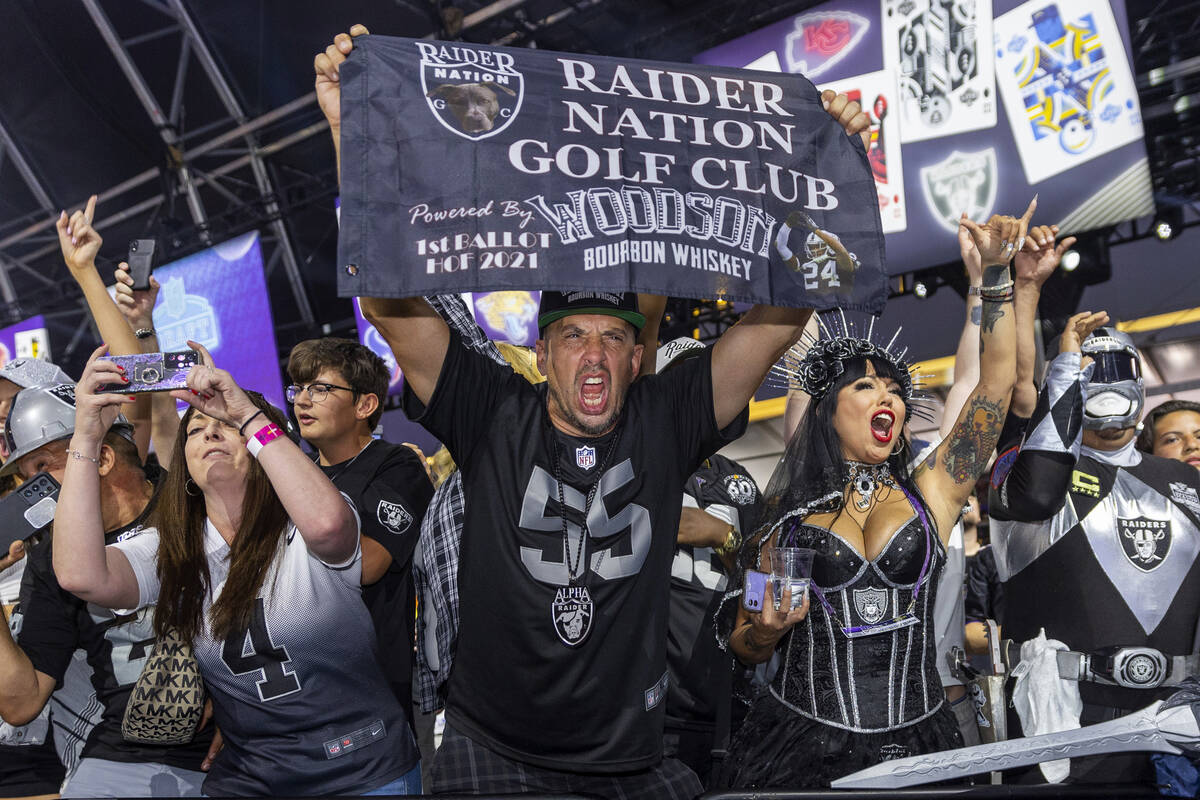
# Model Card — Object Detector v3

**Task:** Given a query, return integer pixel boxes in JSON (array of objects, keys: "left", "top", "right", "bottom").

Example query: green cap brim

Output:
[{"left": 538, "top": 308, "right": 646, "bottom": 332}]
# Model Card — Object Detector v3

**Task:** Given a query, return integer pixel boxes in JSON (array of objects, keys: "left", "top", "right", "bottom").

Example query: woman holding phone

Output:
[{"left": 51, "top": 342, "right": 421, "bottom": 796}]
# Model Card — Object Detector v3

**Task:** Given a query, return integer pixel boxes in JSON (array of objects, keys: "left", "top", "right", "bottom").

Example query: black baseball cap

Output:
[{"left": 537, "top": 291, "right": 645, "bottom": 333}]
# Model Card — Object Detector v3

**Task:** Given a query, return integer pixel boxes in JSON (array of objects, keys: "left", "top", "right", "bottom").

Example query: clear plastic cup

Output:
[{"left": 770, "top": 546, "right": 815, "bottom": 611}]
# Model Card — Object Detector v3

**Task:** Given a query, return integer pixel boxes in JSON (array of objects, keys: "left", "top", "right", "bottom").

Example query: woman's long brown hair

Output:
[{"left": 151, "top": 393, "right": 291, "bottom": 642}]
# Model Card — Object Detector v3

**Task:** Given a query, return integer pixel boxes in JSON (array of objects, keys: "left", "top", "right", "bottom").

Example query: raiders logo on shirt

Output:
[
  {"left": 376, "top": 500, "right": 413, "bottom": 534},
  {"left": 854, "top": 587, "right": 888, "bottom": 625},
  {"left": 1118, "top": 517, "right": 1172, "bottom": 572}
]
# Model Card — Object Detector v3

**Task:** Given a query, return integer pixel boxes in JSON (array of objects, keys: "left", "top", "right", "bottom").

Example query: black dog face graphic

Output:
[{"left": 427, "top": 81, "right": 517, "bottom": 134}]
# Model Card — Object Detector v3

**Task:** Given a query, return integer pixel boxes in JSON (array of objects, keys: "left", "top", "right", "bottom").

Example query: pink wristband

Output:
[{"left": 245, "top": 422, "right": 284, "bottom": 458}]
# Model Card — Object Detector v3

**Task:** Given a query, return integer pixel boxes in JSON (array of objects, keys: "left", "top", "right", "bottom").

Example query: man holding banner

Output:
[{"left": 316, "top": 25, "right": 872, "bottom": 797}]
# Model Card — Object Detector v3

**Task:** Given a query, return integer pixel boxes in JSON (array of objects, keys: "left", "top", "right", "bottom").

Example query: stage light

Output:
[
  {"left": 1061, "top": 250, "right": 1081, "bottom": 271},
  {"left": 913, "top": 281, "right": 929, "bottom": 299},
  {"left": 1153, "top": 205, "right": 1184, "bottom": 242}
]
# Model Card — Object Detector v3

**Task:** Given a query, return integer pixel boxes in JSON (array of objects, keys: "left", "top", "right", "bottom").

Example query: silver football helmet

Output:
[
  {"left": 1081, "top": 327, "right": 1144, "bottom": 431},
  {"left": 0, "top": 384, "right": 132, "bottom": 475}
]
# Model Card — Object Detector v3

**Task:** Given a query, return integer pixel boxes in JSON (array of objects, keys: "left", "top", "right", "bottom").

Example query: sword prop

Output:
[{"left": 832, "top": 698, "right": 1200, "bottom": 789}]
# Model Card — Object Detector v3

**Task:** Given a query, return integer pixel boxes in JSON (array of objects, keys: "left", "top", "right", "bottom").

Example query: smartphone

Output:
[
  {"left": 127, "top": 239, "right": 156, "bottom": 291},
  {"left": 98, "top": 351, "right": 200, "bottom": 393},
  {"left": 0, "top": 472, "right": 59, "bottom": 552},
  {"left": 742, "top": 569, "right": 768, "bottom": 612}
]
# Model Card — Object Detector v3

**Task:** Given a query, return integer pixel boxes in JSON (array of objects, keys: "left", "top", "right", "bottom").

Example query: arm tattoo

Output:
[
  {"left": 980, "top": 299, "right": 1006, "bottom": 334},
  {"left": 942, "top": 395, "right": 1006, "bottom": 484},
  {"left": 970, "top": 305, "right": 981, "bottom": 326}
]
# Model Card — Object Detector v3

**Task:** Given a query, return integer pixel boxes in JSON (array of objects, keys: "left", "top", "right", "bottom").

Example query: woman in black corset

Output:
[{"left": 720, "top": 200, "right": 1035, "bottom": 788}]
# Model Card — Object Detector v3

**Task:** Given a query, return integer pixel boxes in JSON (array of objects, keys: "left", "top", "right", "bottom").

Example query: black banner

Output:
[{"left": 337, "top": 35, "right": 888, "bottom": 313}]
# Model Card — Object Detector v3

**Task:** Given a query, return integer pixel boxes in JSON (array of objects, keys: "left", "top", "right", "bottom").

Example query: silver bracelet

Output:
[
  {"left": 134, "top": 327, "right": 156, "bottom": 340},
  {"left": 967, "top": 285, "right": 982, "bottom": 297},
  {"left": 66, "top": 449, "right": 100, "bottom": 464}
]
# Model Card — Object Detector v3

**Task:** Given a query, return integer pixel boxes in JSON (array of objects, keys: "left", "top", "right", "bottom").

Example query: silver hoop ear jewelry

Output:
[{"left": 185, "top": 478, "right": 200, "bottom": 497}]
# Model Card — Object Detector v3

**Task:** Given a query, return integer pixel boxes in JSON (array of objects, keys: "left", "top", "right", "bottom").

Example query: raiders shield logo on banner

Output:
[
  {"left": 1118, "top": 517, "right": 1171, "bottom": 572},
  {"left": 377, "top": 500, "right": 413, "bottom": 534},
  {"left": 919, "top": 148, "right": 997, "bottom": 234},
  {"left": 853, "top": 587, "right": 888, "bottom": 625},
  {"left": 417, "top": 42, "right": 524, "bottom": 141},
  {"left": 551, "top": 586, "right": 594, "bottom": 646}
]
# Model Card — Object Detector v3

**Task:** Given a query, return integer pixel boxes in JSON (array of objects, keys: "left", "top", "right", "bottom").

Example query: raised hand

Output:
[
  {"left": 113, "top": 264, "right": 161, "bottom": 333},
  {"left": 958, "top": 212, "right": 982, "bottom": 285},
  {"left": 56, "top": 195, "right": 102, "bottom": 275},
  {"left": 313, "top": 24, "right": 370, "bottom": 130},
  {"left": 1014, "top": 225, "right": 1076, "bottom": 289},
  {"left": 169, "top": 341, "right": 259, "bottom": 431},
  {"left": 74, "top": 344, "right": 137, "bottom": 446},
  {"left": 960, "top": 196, "right": 1038, "bottom": 266},
  {"left": 1060, "top": 310, "right": 1110, "bottom": 359},
  {"left": 821, "top": 89, "right": 872, "bottom": 152}
]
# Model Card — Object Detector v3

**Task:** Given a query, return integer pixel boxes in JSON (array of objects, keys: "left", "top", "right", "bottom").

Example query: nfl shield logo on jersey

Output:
[
  {"left": 1118, "top": 517, "right": 1171, "bottom": 572},
  {"left": 853, "top": 587, "right": 888, "bottom": 625},
  {"left": 551, "top": 586, "right": 594, "bottom": 646},
  {"left": 576, "top": 446, "right": 596, "bottom": 470},
  {"left": 377, "top": 500, "right": 413, "bottom": 534}
]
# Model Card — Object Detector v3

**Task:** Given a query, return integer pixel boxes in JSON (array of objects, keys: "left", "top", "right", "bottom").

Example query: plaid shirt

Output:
[{"left": 413, "top": 294, "right": 507, "bottom": 712}]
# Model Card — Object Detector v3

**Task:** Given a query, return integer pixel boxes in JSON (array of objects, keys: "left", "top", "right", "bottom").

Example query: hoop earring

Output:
[
  {"left": 185, "top": 478, "right": 200, "bottom": 497},
  {"left": 893, "top": 437, "right": 907, "bottom": 456}
]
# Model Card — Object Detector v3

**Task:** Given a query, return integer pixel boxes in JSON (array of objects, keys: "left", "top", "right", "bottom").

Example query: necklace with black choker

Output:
[{"left": 846, "top": 461, "right": 898, "bottom": 512}]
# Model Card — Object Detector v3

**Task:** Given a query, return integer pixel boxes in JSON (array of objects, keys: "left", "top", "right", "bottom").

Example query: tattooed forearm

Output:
[
  {"left": 981, "top": 299, "right": 1007, "bottom": 334},
  {"left": 982, "top": 265, "right": 1009, "bottom": 287},
  {"left": 942, "top": 395, "right": 1006, "bottom": 484},
  {"left": 970, "top": 305, "right": 982, "bottom": 326}
]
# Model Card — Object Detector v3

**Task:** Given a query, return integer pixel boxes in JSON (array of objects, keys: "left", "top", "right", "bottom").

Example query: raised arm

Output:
[
  {"left": 314, "top": 27, "right": 451, "bottom": 404},
  {"left": 710, "top": 91, "right": 870, "bottom": 429},
  {"left": 914, "top": 200, "right": 1036, "bottom": 533},
  {"left": 314, "top": 24, "right": 369, "bottom": 185},
  {"left": 989, "top": 310, "right": 1109, "bottom": 523},
  {"left": 52, "top": 348, "right": 143, "bottom": 609},
  {"left": 57, "top": 197, "right": 151, "bottom": 462},
  {"left": 939, "top": 214, "right": 984, "bottom": 438},
  {"left": 1011, "top": 225, "right": 1075, "bottom": 418},
  {"left": 174, "top": 343, "right": 360, "bottom": 564},
  {"left": 113, "top": 265, "right": 181, "bottom": 468}
]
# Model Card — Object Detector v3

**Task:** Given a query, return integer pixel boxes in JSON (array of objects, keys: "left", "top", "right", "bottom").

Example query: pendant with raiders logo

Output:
[{"left": 551, "top": 586, "right": 594, "bottom": 646}]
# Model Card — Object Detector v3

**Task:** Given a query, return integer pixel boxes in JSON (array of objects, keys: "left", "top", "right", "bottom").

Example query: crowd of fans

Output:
[{"left": 0, "top": 22, "right": 1197, "bottom": 800}]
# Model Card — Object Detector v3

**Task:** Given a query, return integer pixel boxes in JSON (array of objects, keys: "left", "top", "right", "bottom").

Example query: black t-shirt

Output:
[
  {"left": 403, "top": 332, "right": 747, "bottom": 772},
  {"left": 18, "top": 502, "right": 213, "bottom": 769},
  {"left": 666, "top": 454, "right": 759, "bottom": 729},
  {"left": 320, "top": 439, "right": 433, "bottom": 713}
]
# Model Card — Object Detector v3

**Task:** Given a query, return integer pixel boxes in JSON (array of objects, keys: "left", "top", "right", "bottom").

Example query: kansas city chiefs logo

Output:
[
  {"left": 785, "top": 11, "right": 870, "bottom": 79},
  {"left": 417, "top": 41, "right": 524, "bottom": 141}
]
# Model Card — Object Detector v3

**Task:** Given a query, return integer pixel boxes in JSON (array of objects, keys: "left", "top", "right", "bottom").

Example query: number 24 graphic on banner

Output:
[{"left": 222, "top": 598, "right": 301, "bottom": 702}]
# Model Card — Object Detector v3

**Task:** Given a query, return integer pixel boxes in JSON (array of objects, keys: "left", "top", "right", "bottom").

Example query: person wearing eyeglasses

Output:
[{"left": 285, "top": 339, "right": 433, "bottom": 731}]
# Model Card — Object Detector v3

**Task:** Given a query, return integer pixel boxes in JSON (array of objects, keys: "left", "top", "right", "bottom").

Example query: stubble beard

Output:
[{"left": 546, "top": 373, "right": 625, "bottom": 437}]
